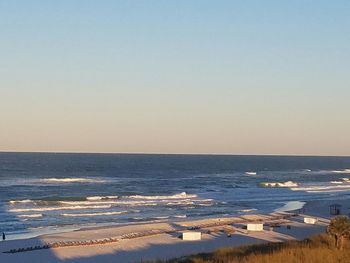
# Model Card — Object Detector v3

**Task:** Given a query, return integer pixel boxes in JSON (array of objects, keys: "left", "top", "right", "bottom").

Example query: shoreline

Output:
[
  {"left": 0, "top": 212, "right": 302, "bottom": 251},
  {"left": 1, "top": 198, "right": 348, "bottom": 262},
  {"left": 4, "top": 199, "right": 306, "bottom": 241},
  {"left": 5, "top": 195, "right": 344, "bottom": 242}
]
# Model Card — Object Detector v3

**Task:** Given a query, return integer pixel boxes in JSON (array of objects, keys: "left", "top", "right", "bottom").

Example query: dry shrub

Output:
[{"left": 150, "top": 233, "right": 350, "bottom": 263}]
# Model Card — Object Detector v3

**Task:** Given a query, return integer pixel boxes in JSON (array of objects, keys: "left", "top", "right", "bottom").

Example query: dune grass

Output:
[{"left": 149, "top": 233, "right": 350, "bottom": 263}]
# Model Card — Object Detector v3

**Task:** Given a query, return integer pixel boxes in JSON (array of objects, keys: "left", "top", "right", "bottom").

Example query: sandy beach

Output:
[{"left": 2, "top": 197, "right": 347, "bottom": 263}]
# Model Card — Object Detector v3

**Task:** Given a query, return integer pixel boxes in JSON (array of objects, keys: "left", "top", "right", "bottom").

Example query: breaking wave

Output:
[
  {"left": 260, "top": 181, "right": 298, "bottom": 187},
  {"left": 9, "top": 205, "right": 112, "bottom": 213},
  {"left": 59, "top": 200, "right": 159, "bottom": 206},
  {"left": 9, "top": 199, "right": 33, "bottom": 205},
  {"left": 9, "top": 198, "right": 205, "bottom": 208},
  {"left": 62, "top": 211, "right": 128, "bottom": 217},
  {"left": 291, "top": 184, "right": 350, "bottom": 193},
  {"left": 41, "top": 178, "right": 105, "bottom": 183},
  {"left": 174, "top": 215, "right": 187, "bottom": 218},
  {"left": 332, "top": 169, "right": 350, "bottom": 174},
  {"left": 239, "top": 208, "right": 257, "bottom": 213},
  {"left": 86, "top": 196, "right": 119, "bottom": 201},
  {"left": 128, "top": 192, "right": 197, "bottom": 200},
  {"left": 152, "top": 216, "right": 170, "bottom": 220},
  {"left": 9, "top": 196, "right": 91, "bottom": 205},
  {"left": 245, "top": 172, "right": 257, "bottom": 176},
  {"left": 17, "top": 214, "right": 43, "bottom": 218}
]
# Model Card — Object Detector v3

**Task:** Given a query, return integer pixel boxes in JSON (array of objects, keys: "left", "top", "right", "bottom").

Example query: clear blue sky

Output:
[{"left": 1, "top": 1, "right": 349, "bottom": 155}]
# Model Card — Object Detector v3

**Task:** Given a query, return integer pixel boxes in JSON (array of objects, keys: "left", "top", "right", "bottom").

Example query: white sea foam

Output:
[
  {"left": 9, "top": 205, "right": 112, "bottom": 213},
  {"left": 239, "top": 208, "right": 257, "bottom": 213},
  {"left": 9, "top": 199, "right": 89, "bottom": 205},
  {"left": 331, "top": 181, "right": 343, "bottom": 184},
  {"left": 9, "top": 199, "right": 33, "bottom": 204},
  {"left": 291, "top": 184, "right": 350, "bottom": 193},
  {"left": 62, "top": 211, "right": 128, "bottom": 217},
  {"left": 60, "top": 201, "right": 114, "bottom": 205},
  {"left": 80, "top": 200, "right": 205, "bottom": 208},
  {"left": 60, "top": 200, "right": 158, "bottom": 206},
  {"left": 132, "top": 217, "right": 144, "bottom": 220},
  {"left": 17, "top": 214, "right": 43, "bottom": 218},
  {"left": 128, "top": 192, "right": 197, "bottom": 200},
  {"left": 41, "top": 178, "right": 105, "bottom": 183},
  {"left": 197, "top": 203, "right": 214, "bottom": 206},
  {"left": 9, "top": 198, "right": 167, "bottom": 207},
  {"left": 153, "top": 216, "right": 170, "bottom": 220},
  {"left": 245, "top": 172, "right": 257, "bottom": 176},
  {"left": 9, "top": 193, "right": 200, "bottom": 207},
  {"left": 260, "top": 181, "right": 298, "bottom": 187},
  {"left": 86, "top": 196, "right": 119, "bottom": 201},
  {"left": 166, "top": 200, "right": 194, "bottom": 206},
  {"left": 306, "top": 189, "right": 350, "bottom": 193},
  {"left": 332, "top": 169, "right": 350, "bottom": 174},
  {"left": 174, "top": 215, "right": 187, "bottom": 218}
]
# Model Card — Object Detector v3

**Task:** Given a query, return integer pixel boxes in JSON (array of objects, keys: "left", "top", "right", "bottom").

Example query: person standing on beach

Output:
[{"left": 2, "top": 232, "right": 5, "bottom": 241}]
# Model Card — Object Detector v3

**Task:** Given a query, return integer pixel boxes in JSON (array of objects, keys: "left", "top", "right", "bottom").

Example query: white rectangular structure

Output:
[
  {"left": 247, "top": 223, "right": 264, "bottom": 231},
  {"left": 182, "top": 232, "right": 202, "bottom": 241},
  {"left": 304, "top": 217, "right": 317, "bottom": 224}
]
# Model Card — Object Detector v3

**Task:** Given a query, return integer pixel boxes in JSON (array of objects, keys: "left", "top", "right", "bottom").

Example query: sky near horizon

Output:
[{"left": 0, "top": 1, "right": 349, "bottom": 156}]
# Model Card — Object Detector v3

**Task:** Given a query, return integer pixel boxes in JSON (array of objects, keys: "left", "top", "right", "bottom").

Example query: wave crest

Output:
[
  {"left": 41, "top": 178, "right": 105, "bottom": 183},
  {"left": 291, "top": 184, "right": 350, "bottom": 193},
  {"left": 332, "top": 169, "right": 350, "bottom": 174},
  {"left": 9, "top": 199, "right": 33, "bottom": 205},
  {"left": 245, "top": 172, "right": 257, "bottom": 176},
  {"left": 17, "top": 214, "right": 43, "bottom": 218},
  {"left": 128, "top": 192, "right": 197, "bottom": 200},
  {"left": 9, "top": 205, "right": 112, "bottom": 213},
  {"left": 260, "top": 181, "right": 298, "bottom": 187},
  {"left": 86, "top": 196, "right": 119, "bottom": 201},
  {"left": 62, "top": 211, "right": 128, "bottom": 217}
]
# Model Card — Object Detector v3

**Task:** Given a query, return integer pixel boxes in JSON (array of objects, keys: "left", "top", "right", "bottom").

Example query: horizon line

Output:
[{"left": 0, "top": 150, "right": 349, "bottom": 158}]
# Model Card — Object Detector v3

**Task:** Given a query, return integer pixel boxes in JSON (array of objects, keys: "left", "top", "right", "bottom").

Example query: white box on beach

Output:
[
  {"left": 247, "top": 223, "right": 264, "bottom": 231},
  {"left": 304, "top": 217, "right": 317, "bottom": 224},
  {"left": 182, "top": 232, "right": 202, "bottom": 241}
]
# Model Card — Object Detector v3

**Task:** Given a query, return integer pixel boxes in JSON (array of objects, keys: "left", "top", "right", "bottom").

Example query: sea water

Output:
[{"left": 1, "top": 152, "right": 350, "bottom": 240}]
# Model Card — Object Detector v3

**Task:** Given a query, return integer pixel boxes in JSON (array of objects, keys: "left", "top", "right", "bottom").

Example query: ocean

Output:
[{"left": 1, "top": 152, "right": 350, "bottom": 240}]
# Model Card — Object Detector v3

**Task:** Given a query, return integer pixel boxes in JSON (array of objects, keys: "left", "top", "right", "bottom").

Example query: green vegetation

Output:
[
  {"left": 150, "top": 233, "right": 350, "bottom": 263},
  {"left": 327, "top": 216, "right": 350, "bottom": 250}
]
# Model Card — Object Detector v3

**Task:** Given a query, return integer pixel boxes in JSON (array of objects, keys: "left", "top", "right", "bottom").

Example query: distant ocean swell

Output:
[
  {"left": 1, "top": 177, "right": 108, "bottom": 187},
  {"left": 41, "top": 178, "right": 105, "bottom": 183},
  {"left": 2, "top": 169, "right": 350, "bottom": 187}
]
